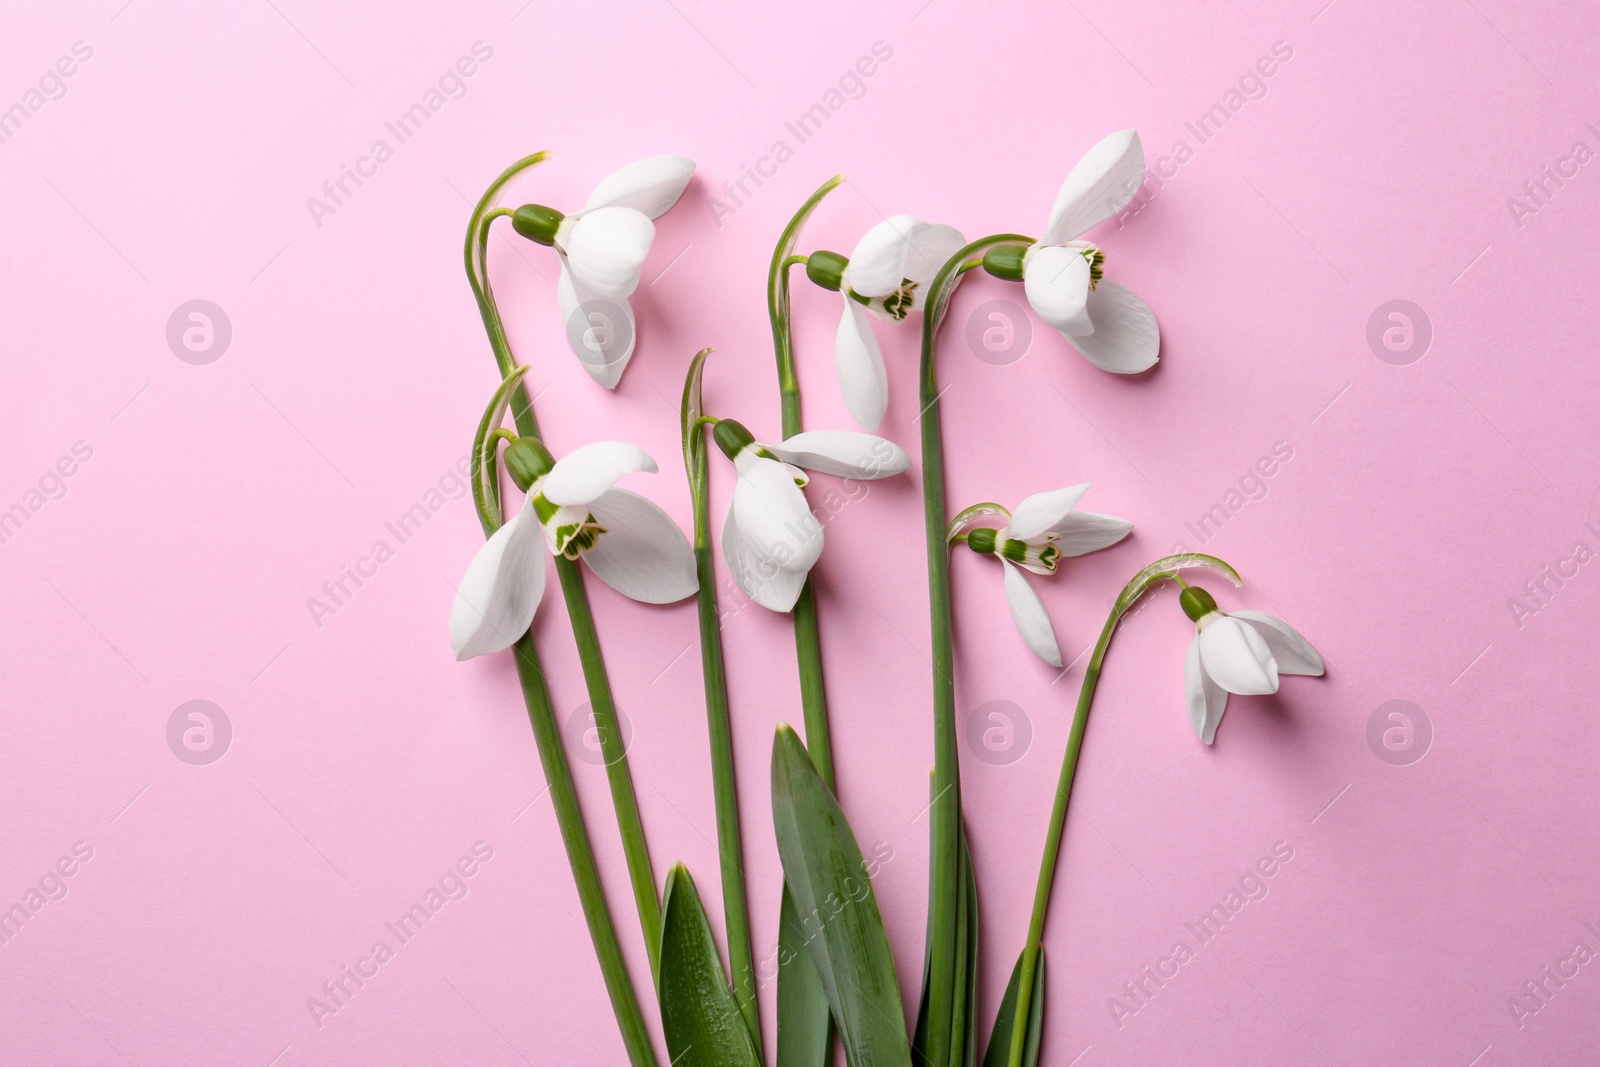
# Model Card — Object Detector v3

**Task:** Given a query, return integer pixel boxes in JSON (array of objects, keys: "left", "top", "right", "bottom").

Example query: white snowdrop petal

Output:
[
  {"left": 1050, "top": 511, "right": 1134, "bottom": 557},
  {"left": 731, "top": 457, "right": 824, "bottom": 576},
  {"left": 834, "top": 301, "right": 888, "bottom": 431},
  {"left": 450, "top": 505, "right": 548, "bottom": 660},
  {"left": 1023, "top": 246, "right": 1093, "bottom": 336},
  {"left": 563, "top": 206, "right": 655, "bottom": 298},
  {"left": 721, "top": 504, "right": 808, "bottom": 612},
  {"left": 845, "top": 214, "right": 923, "bottom": 299},
  {"left": 580, "top": 488, "right": 697, "bottom": 604},
  {"left": 1066, "top": 282, "right": 1160, "bottom": 374},
  {"left": 761, "top": 430, "right": 911, "bottom": 480},
  {"left": 1198, "top": 616, "right": 1280, "bottom": 696},
  {"left": 542, "top": 442, "right": 657, "bottom": 506},
  {"left": 1002, "top": 560, "right": 1063, "bottom": 667},
  {"left": 583, "top": 155, "right": 696, "bottom": 218},
  {"left": 901, "top": 223, "right": 968, "bottom": 305},
  {"left": 1185, "top": 635, "right": 1229, "bottom": 744},
  {"left": 558, "top": 263, "right": 636, "bottom": 388},
  {"left": 1007, "top": 485, "right": 1092, "bottom": 541},
  {"left": 1042, "top": 129, "right": 1146, "bottom": 244},
  {"left": 1231, "top": 611, "right": 1325, "bottom": 677}
]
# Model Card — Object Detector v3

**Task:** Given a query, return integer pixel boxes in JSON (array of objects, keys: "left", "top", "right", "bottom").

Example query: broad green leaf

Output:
[
  {"left": 771, "top": 725, "right": 911, "bottom": 1067},
  {"left": 980, "top": 951, "right": 1044, "bottom": 1067},
  {"left": 659, "top": 864, "right": 762, "bottom": 1067},
  {"left": 776, "top": 886, "right": 830, "bottom": 1067}
]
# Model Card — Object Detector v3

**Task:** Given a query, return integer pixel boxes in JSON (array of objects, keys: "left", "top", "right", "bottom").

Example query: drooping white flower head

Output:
[
  {"left": 710, "top": 420, "right": 910, "bottom": 612},
  {"left": 952, "top": 485, "right": 1133, "bottom": 667},
  {"left": 816, "top": 215, "right": 966, "bottom": 430},
  {"left": 1017, "top": 130, "right": 1159, "bottom": 374},
  {"left": 1180, "top": 586, "right": 1324, "bottom": 744},
  {"left": 510, "top": 156, "right": 696, "bottom": 389},
  {"left": 450, "top": 437, "right": 697, "bottom": 659}
]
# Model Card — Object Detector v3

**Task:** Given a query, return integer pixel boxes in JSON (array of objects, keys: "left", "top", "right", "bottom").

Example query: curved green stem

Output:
[
  {"left": 462, "top": 154, "right": 661, "bottom": 1067},
  {"left": 680, "top": 349, "right": 762, "bottom": 1050},
  {"left": 1005, "top": 554, "right": 1241, "bottom": 1067},
  {"left": 766, "top": 176, "right": 844, "bottom": 1067},
  {"left": 915, "top": 234, "right": 1032, "bottom": 1067},
  {"left": 767, "top": 174, "right": 843, "bottom": 785}
]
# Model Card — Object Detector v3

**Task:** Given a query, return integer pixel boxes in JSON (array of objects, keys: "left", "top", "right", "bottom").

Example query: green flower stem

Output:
[
  {"left": 554, "top": 554, "right": 664, "bottom": 979},
  {"left": 764, "top": 176, "right": 843, "bottom": 1067},
  {"left": 477, "top": 222, "right": 664, "bottom": 981},
  {"left": 509, "top": 635, "right": 660, "bottom": 1067},
  {"left": 461, "top": 153, "right": 661, "bottom": 1063},
  {"left": 916, "top": 234, "right": 1032, "bottom": 1067},
  {"left": 682, "top": 351, "right": 761, "bottom": 1047},
  {"left": 1005, "top": 553, "right": 1240, "bottom": 1067},
  {"left": 769, "top": 174, "right": 845, "bottom": 791}
]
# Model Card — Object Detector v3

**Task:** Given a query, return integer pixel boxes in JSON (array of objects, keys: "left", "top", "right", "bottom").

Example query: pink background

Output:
[{"left": 4, "top": 1, "right": 1598, "bottom": 1063}]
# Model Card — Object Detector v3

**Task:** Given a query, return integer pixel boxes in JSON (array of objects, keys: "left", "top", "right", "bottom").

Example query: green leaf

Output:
[
  {"left": 981, "top": 951, "right": 1044, "bottom": 1067},
  {"left": 911, "top": 776, "right": 935, "bottom": 1065},
  {"left": 658, "top": 864, "right": 762, "bottom": 1067},
  {"left": 776, "top": 886, "right": 830, "bottom": 1067},
  {"left": 958, "top": 827, "right": 978, "bottom": 1067},
  {"left": 771, "top": 725, "right": 911, "bottom": 1067}
]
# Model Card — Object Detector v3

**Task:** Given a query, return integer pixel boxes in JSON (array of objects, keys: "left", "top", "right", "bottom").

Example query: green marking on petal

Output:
[
  {"left": 881, "top": 277, "right": 918, "bottom": 322},
  {"left": 1081, "top": 246, "right": 1105, "bottom": 289}
]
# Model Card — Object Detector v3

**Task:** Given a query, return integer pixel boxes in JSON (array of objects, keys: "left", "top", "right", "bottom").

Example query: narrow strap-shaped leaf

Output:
[
  {"left": 959, "top": 825, "right": 979, "bottom": 1067},
  {"left": 659, "top": 865, "right": 763, "bottom": 1067},
  {"left": 911, "top": 774, "right": 935, "bottom": 1065},
  {"left": 771, "top": 725, "right": 912, "bottom": 1067},
  {"left": 776, "top": 887, "right": 831, "bottom": 1067},
  {"left": 981, "top": 951, "right": 1044, "bottom": 1067}
]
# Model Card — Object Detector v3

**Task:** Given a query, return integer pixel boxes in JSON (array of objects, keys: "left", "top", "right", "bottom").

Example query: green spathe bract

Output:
[
  {"left": 658, "top": 865, "right": 763, "bottom": 1067},
  {"left": 770, "top": 724, "right": 911, "bottom": 1067}
]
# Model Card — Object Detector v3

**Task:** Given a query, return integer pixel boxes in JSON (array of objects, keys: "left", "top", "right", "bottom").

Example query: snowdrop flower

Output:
[
  {"left": 450, "top": 437, "right": 696, "bottom": 659},
  {"left": 803, "top": 214, "right": 966, "bottom": 430},
  {"left": 984, "top": 130, "right": 1158, "bottom": 374},
  {"left": 953, "top": 485, "right": 1133, "bottom": 667},
  {"left": 1179, "top": 586, "right": 1324, "bottom": 744},
  {"left": 509, "top": 155, "right": 696, "bottom": 388},
  {"left": 709, "top": 419, "right": 909, "bottom": 611}
]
